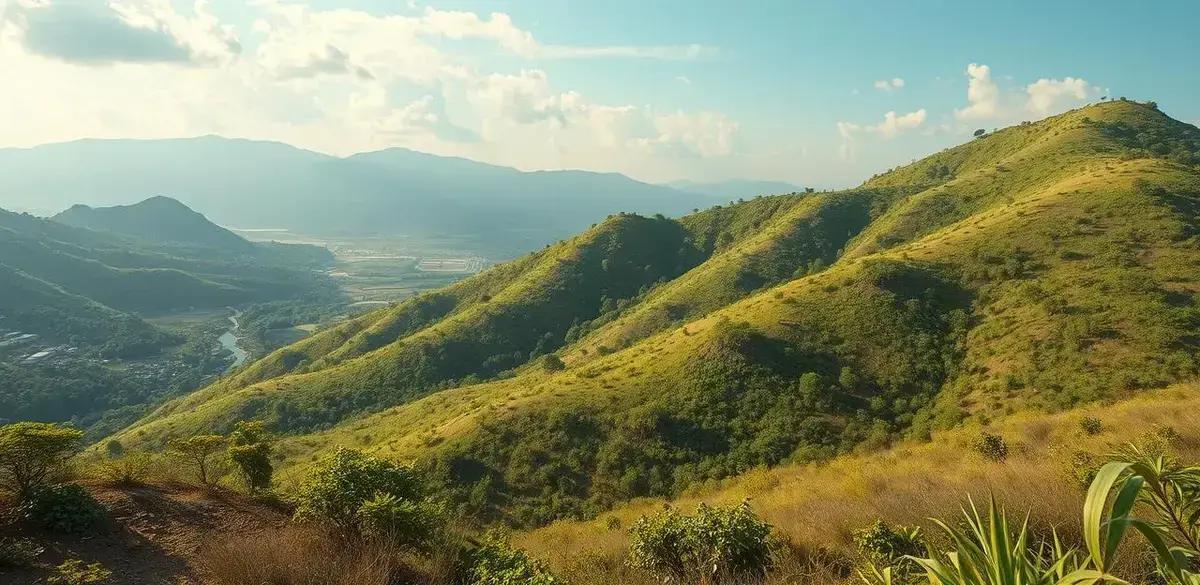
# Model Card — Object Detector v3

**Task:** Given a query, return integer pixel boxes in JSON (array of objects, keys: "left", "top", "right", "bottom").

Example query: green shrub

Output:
[
  {"left": 356, "top": 492, "right": 442, "bottom": 550},
  {"left": 22, "top": 483, "right": 105, "bottom": 534},
  {"left": 295, "top": 448, "right": 440, "bottom": 547},
  {"left": 1078, "top": 416, "right": 1103, "bottom": 436},
  {"left": 627, "top": 501, "right": 774, "bottom": 582},
  {"left": 0, "top": 422, "right": 84, "bottom": 498},
  {"left": 228, "top": 421, "right": 273, "bottom": 491},
  {"left": 47, "top": 559, "right": 113, "bottom": 585},
  {"left": 0, "top": 536, "right": 43, "bottom": 568},
  {"left": 466, "top": 532, "right": 560, "bottom": 585},
  {"left": 96, "top": 451, "right": 155, "bottom": 486},
  {"left": 853, "top": 519, "right": 924, "bottom": 583},
  {"left": 972, "top": 431, "right": 1008, "bottom": 462}
]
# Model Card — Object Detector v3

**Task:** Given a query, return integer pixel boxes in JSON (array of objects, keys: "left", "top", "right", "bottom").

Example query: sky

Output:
[{"left": 2, "top": 0, "right": 1198, "bottom": 188}]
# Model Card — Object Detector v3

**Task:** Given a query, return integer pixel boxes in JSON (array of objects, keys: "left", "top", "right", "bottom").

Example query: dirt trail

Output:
[{"left": 1, "top": 483, "right": 288, "bottom": 584}]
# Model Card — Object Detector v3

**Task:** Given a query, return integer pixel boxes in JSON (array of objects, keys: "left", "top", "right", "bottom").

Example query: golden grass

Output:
[{"left": 517, "top": 383, "right": 1200, "bottom": 583}]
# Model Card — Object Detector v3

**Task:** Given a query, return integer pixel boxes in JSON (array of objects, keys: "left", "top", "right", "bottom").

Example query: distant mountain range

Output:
[{"left": 0, "top": 137, "right": 744, "bottom": 254}]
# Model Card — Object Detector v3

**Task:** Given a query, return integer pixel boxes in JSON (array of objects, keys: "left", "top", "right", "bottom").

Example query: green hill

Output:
[
  {"left": 109, "top": 100, "right": 1200, "bottom": 525},
  {"left": 54, "top": 196, "right": 256, "bottom": 254}
]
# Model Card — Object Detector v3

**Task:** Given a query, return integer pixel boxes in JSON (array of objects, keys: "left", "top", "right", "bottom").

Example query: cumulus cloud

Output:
[
  {"left": 1025, "top": 76, "right": 1100, "bottom": 114},
  {"left": 837, "top": 109, "right": 926, "bottom": 159},
  {"left": 1, "top": 0, "right": 239, "bottom": 65},
  {"left": 955, "top": 63, "right": 999, "bottom": 120},
  {"left": 953, "top": 63, "right": 1102, "bottom": 123},
  {"left": 873, "top": 78, "right": 905, "bottom": 92}
]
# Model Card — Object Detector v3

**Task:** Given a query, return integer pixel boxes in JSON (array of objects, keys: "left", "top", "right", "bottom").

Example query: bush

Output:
[
  {"left": 0, "top": 536, "right": 43, "bottom": 568},
  {"left": 466, "top": 532, "right": 560, "bottom": 585},
  {"left": 1078, "top": 416, "right": 1103, "bottom": 436},
  {"left": 294, "top": 448, "right": 440, "bottom": 547},
  {"left": 853, "top": 519, "right": 924, "bottom": 582},
  {"left": 22, "top": 481, "right": 105, "bottom": 532},
  {"left": 47, "top": 559, "right": 113, "bottom": 585},
  {"left": 627, "top": 501, "right": 774, "bottom": 582},
  {"left": 95, "top": 451, "right": 155, "bottom": 486},
  {"left": 972, "top": 431, "right": 1008, "bottom": 462},
  {"left": 356, "top": 492, "right": 442, "bottom": 550},
  {"left": 228, "top": 421, "right": 273, "bottom": 491},
  {"left": 22, "top": 483, "right": 105, "bottom": 533},
  {"left": 0, "top": 422, "right": 83, "bottom": 498}
]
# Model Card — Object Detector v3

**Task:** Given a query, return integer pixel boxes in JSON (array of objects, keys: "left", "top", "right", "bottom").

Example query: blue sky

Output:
[{"left": 2, "top": 0, "right": 1197, "bottom": 187}]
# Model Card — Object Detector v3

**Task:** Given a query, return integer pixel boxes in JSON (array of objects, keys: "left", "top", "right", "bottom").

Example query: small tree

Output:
[
  {"left": 168, "top": 435, "right": 225, "bottom": 485},
  {"left": 973, "top": 128, "right": 986, "bottom": 138},
  {"left": 0, "top": 422, "right": 83, "bottom": 499},
  {"left": 628, "top": 501, "right": 774, "bottom": 582},
  {"left": 228, "top": 421, "right": 272, "bottom": 491}
]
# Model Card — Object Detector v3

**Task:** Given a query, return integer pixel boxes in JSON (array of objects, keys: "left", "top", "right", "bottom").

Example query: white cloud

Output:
[
  {"left": 837, "top": 109, "right": 926, "bottom": 159},
  {"left": 953, "top": 63, "right": 1102, "bottom": 123},
  {"left": 1025, "top": 76, "right": 1100, "bottom": 114},
  {"left": 955, "top": 63, "right": 999, "bottom": 120},
  {"left": 873, "top": 78, "right": 905, "bottom": 92},
  {"left": 675, "top": 75, "right": 692, "bottom": 85}
]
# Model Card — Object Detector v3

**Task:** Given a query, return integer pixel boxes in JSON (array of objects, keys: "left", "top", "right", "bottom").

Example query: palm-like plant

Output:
[{"left": 861, "top": 446, "right": 1199, "bottom": 585}]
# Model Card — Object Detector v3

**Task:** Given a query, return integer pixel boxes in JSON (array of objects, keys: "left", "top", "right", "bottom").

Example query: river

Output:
[{"left": 217, "top": 309, "right": 248, "bottom": 372}]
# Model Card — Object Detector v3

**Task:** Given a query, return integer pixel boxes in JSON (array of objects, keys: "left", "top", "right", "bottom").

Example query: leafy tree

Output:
[
  {"left": 973, "top": 128, "right": 986, "bottom": 138},
  {"left": 0, "top": 422, "right": 83, "bottom": 499},
  {"left": 167, "top": 434, "right": 225, "bottom": 485},
  {"left": 228, "top": 421, "right": 272, "bottom": 491}
]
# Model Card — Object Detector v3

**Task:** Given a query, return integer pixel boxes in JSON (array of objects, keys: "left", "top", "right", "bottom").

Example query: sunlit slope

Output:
[
  {"left": 112, "top": 100, "right": 1200, "bottom": 525},
  {"left": 251, "top": 100, "right": 1200, "bottom": 523},
  {"left": 115, "top": 214, "right": 708, "bottom": 441}
]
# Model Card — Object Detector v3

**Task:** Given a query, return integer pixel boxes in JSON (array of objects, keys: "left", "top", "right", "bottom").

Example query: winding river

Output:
[{"left": 217, "top": 309, "right": 248, "bottom": 372}]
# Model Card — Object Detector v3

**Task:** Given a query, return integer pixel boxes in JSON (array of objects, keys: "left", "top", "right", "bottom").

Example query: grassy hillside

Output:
[
  {"left": 54, "top": 196, "right": 255, "bottom": 253},
  {"left": 109, "top": 100, "right": 1200, "bottom": 526}
]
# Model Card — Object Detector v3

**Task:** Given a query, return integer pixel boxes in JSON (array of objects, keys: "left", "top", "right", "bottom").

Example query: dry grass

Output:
[
  {"left": 519, "top": 384, "right": 1200, "bottom": 584},
  {"left": 196, "top": 525, "right": 460, "bottom": 585}
]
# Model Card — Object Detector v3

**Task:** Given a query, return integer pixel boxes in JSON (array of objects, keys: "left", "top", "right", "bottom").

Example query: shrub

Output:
[
  {"left": 0, "top": 536, "right": 43, "bottom": 568},
  {"left": 356, "top": 492, "right": 442, "bottom": 550},
  {"left": 295, "top": 448, "right": 440, "bottom": 547},
  {"left": 95, "top": 451, "right": 155, "bottom": 486},
  {"left": 21, "top": 484, "right": 105, "bottom": 534},
  {"left": 853, "top": 519, "right": 924, "bottom": 582},
  {"left": 628, "top": 501, "right": 774, "bottom": 582},
  {"left": 47, "top": 559, "right": 113, "bottom": 585},
  {"left": 972, "top": 431, "right": 1008, "bottom": 462},
  {"left": 228, "top": 421, "right": 273, "bottom": 491},
  {"left": 0, "top": 422, "right": 83, "bottom": 498},
  {"left": 466, "top": 532, "right": 560, "bottom": 585},
  {"left": 167, "top": 434, "right": 226, "bottom": 485},
  {"left": 1078, "top": 416, "right": 1103, "bottom": 436}
]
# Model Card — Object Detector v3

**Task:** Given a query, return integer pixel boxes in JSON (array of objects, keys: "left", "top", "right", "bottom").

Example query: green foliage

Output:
[
  {"left": 0, "top": 421, "right": 83, "bottom": 498},
  {"left": 854, "top": 520, "right": 924, "bottom": 583},
  {"left": 228, "top": 421, "right": 273, "bottom": 491},
  {"left": 47, "top": 559, "right": 113, "bottom": 585},
  {"left": 465, "top": 532, "right": 561, "bottom": 585},
  {"left": 356, "top": 492, "right": 442, "bottom": 550},
  {"left": 167, "top": 434, "right": 225, "bottom": 485},
  {"left": 972, "top": 431, "right": 1008, "bottom": 462},
  {"left": 0, "top": 536, "right": 43, "bottom": 568},
  {"left": 21, "top": 483, "right": 105, "bottom": 534},
  {"left": 96, "top": 451, "right": 155, "bottom": 486},
  {"left": 1078, "top": 416, "right": 1103, "bottom": 436},
  {"left": 627, "top": 501, "right": 774, "bottom": 582},
  {"left": 294, "top": 448, "right": 440, "bottom": 547}
]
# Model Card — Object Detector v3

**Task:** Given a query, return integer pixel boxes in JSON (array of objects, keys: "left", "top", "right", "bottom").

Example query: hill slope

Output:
[
  {"left": 109, "top": 100, "right": 1200, "bottom": 525},
  {"left": 54, "top": 196, "right": 255, "bottom": 254}
]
